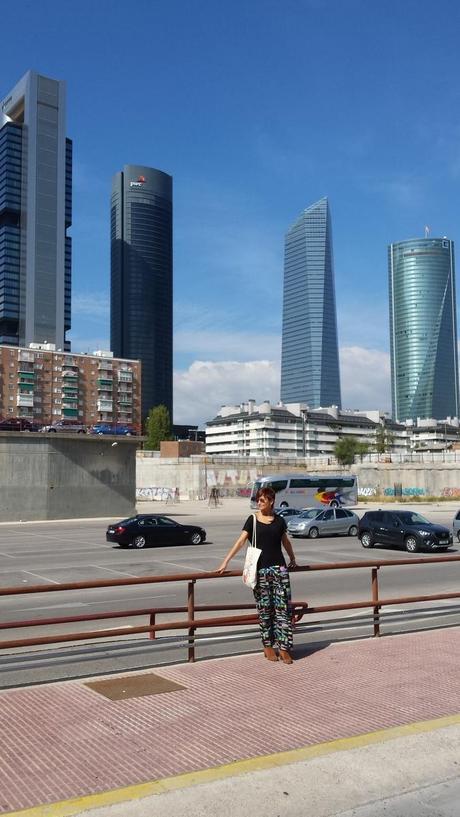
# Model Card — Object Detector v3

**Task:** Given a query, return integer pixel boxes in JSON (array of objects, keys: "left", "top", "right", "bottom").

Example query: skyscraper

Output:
[
  {"left": 111, "top": 165, "right": 173, "bottom": 422},
  {"left": 0, "top": 70, "right": 72, "bottom": 349},
  {"left": 389, "top": 237, "right": 459, "bottom": 422},
  {"left": 280, "top": 197, "right": 341, "bottom": 408}
]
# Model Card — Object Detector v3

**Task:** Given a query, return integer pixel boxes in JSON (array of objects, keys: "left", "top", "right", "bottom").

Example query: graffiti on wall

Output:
[
  {"left": 384, "top": 487, "right": 425, "bottom": 496},
  {"left": 441, "top": 487, "right": 460, "bottom": 497},
  {"left": 137, "top": 486, "right": 172, "bottom": 501},
  {"left": 206, "top": 468, "right": 258, "bottom": 487},
  {"left": 358, "top": 486, "right": 377, "bottom": 496}
]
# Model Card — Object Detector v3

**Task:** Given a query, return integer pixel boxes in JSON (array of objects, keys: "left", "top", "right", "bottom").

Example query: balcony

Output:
[
  {"left": 118, "top": 395, "right": 132, "bottom": 405},
  {"left": 97, "top": 399, "right": 113, "bottom": 412},
  {"left": 62, "top": 408, "right": 78, "bottom": 417},
  {"left": 118, "top": 371, "right": 132, "bottom": 382},
  {"left": 98, "top": 360, "right": 113, "bottom": 371},
  {"left": 18, "top": 351, "right": 35, "bottom": 363},
  {"left": 62, "top": 370, "right": 78, "bottom": 380},
  {"left": 97, "top": 379, "right": 113, "bottom": 390},
  {"left": 17, "top": 394, "right": 34, "bottom": 408}
]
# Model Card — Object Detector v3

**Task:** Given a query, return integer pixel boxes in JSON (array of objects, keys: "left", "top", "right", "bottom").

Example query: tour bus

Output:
[{"left": 250, "top": 473, "right": 358, "bottom": 510}]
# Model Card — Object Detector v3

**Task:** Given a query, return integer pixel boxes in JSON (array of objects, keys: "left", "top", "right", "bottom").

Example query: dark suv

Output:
[{"left": 358, "top": 510, "right": 453, "bottom": 553}]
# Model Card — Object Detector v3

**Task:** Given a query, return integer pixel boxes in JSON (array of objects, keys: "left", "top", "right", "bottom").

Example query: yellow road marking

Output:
[{"left": 6, "top": 712, "right": 460, "bottom": 817}]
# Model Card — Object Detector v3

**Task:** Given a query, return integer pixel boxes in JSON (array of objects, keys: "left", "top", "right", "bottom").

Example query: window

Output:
[
  {"left": 322, "top": 510, "right": 334, "bottom": 520},
  {"left": 267, "top": 480, "right": 288, "bottom": 493},
  {"left": 335, "top": 509, "right": 347, "bottom": 518},
  {"left": 157, "top": 517, "right": 177, "bottom": 526},
  {"left": 290, "top": 478, "right": 310, "bottom": 488}
]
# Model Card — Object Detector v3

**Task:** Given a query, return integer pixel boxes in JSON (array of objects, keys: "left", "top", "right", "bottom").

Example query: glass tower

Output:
[
  {"left": 280, "top": 197, "right": 341, "bottom": 407},
  {"left": 389, "top": 237, "right": 459, "bottom": 422},
  {"left": 111, "top": 165, "right": 173, "bottom": 422},
  {"left": 0, "top": 71, "right": 71, "bottom": 349}
]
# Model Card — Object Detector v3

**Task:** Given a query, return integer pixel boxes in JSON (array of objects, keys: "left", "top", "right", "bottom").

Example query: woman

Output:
[{"left": 217, "top": 487, "right": 297, "bottom": 664}]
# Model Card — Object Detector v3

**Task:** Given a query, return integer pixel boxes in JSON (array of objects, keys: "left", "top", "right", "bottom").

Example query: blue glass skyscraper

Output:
[
  {"left": 389, "top": 237, "right": 459, "bottom": 422},
  {"left": 111, "top": 165, "right": 173, "bottom": 422},
  {"left": 0, "top": 71, "right": 72, "bottom": 349},
  {"left": 280, "top": 197, "right": 341, "bottom": 408}
]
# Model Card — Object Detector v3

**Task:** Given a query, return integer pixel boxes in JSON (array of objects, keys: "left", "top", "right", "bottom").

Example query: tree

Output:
[
  {"left": 374, "top": 424, "right": 395, "bottom": 454},
  {"left": 333, "top": 436, "right": 361, "bottom": 466},
  {"left": 144, "top": 404, "right": 173, "bottom": 450}
]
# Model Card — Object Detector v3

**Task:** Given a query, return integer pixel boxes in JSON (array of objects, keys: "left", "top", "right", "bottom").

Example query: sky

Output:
[{"left": 3, "top": 0, "right": 460, "bottom": 424}]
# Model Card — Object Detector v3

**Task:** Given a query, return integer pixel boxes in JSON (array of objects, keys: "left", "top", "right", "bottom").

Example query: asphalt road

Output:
[{"left": 1, "top": 500, "right": 459, "bottom": 686}]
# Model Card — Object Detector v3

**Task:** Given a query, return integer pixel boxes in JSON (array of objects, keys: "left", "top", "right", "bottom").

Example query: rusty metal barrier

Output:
[{"left": 1, "top": 555, "right": 460, "bottom": 661}]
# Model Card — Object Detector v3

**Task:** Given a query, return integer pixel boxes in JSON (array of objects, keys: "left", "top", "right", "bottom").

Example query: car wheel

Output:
[
  {"left": 330, "top": 500, "right": 339, "bottom": 508},
  {"left": 280, "top": 501, "right": 288, "bottom": 509},
  {"left": 405, "top": 536, "right": 419, "bottom": 553},
  {"left": 49, "top": 428, "right": 57, "bottom": 432},
  {"left": 360, "top": 531, "right": 374, "bottom": 548},
  {"left": 133, "top": 535, "right": 146, "bottom": 548},
  {"left": 348, "top": 525, "right": 358, "bottom": 536},
  {"left": 200, "top": 532, "right": 206, "bottom": 543},
  {"left": 457, "top": 531, "right": 460, "bottom": 543},
  {"left": 308, "top": 526, "right": 319, "bottom": 539},
  {"left": 190, "top": 532, "right": 202, "bottom": 545},
  {"left": 77, "top": 429, "right": 85, "bottom": 434}
]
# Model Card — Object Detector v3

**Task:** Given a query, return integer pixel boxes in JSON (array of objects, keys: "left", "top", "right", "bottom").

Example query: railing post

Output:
[
  {"left": 188, "top": 579, "right": 196, "bottom": 662},
  {"left": 149, "top": 612, "right": 156, "bottom": 640},
  {"left": 371, "top": 567, "right": 380, "bottom": 636}
]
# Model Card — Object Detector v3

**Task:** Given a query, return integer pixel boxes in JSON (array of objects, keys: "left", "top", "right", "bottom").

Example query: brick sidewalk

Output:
[{"left": 1, "top": 628, "right": 460, "bottom": 814}]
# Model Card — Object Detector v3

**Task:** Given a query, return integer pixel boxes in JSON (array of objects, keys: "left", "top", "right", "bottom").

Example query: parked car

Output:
[
  {"left": 358, "top": 510, "right": 453, "bottom": 553},
  {"left": 275, "top": 507, "right": 304, "bottom": 519},
  {"left": 41, "top": 419, "right": 87, "bottom": 433},
  {"left": 0, "top": 417, "right": 40, "bottom": 431},
  {"left": 453, "top": 510, "right": 460, "bottom": 543},
  {"left": 106, "top": 514, "right": 206, "bottom": 548},
  {"left": 287, "top": 507, "right": 359, "bottom": 538},
  {"left": 90, "top": 423, "right": 136, "bottom": 436}
]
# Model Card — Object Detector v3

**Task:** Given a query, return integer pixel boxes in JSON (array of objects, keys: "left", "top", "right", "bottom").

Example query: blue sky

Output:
[{"left": 3, "top": 0, "right": 460, "bottom": 423}]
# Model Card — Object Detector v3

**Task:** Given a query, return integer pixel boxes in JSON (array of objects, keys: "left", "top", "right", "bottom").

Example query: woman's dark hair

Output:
[{"left": 256, "top": 486, "right": 276, "bottom": 505}]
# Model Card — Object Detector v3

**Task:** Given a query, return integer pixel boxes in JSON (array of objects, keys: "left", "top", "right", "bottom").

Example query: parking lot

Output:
[{"left": 1, "top": 498, "right": 459, "bottom": 686}]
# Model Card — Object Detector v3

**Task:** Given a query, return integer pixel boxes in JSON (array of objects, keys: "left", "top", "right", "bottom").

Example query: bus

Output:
[{"left": 250, "top": 473, "right": 358, "bottom": 510}]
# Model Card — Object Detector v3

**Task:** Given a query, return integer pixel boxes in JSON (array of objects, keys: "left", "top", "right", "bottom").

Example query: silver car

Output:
[
  {"left": 287, "top": 507, "right": 359, "bottom": 539},
  {"left": 453, "top": 510, "right": 460, "bottom": 543}
]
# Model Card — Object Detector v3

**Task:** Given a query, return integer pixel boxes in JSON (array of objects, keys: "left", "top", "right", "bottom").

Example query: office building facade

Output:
[
  {"left": 0, "top": 71, "right": 72, "bottom": 350},
  {"left": 0, "top": 344, "right": 141, "bottom": 429},
  {"left": 389, "top": 237, "right": 459, "bottom": 422},
  {"left": 111, "top": 165, "right": 172, "bottom": 423},
  {"left": 280, "top": 197, "right": 342, "bottom": 408}
]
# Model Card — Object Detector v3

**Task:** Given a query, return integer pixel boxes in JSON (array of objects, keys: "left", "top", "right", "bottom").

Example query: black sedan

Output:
[{"left": 106, "top": 514, "right": 207, "bottom": 548}]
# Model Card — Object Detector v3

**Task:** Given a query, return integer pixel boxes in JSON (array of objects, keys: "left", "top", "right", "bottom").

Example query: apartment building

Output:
[
  {"left": 0, "top": 344, "right": 141, "bottom": 429},
  {"left": 206, "top": 400, "right": 408, "bottom": 457}
]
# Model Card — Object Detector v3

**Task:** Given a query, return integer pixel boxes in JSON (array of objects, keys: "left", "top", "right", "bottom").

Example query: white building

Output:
[{"left": 205, "top": 400, "right": 409, "bottom": 458}]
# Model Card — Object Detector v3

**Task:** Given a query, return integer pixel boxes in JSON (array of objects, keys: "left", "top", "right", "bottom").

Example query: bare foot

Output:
[
  {"left": 263, "top": 646, "right": 278, "bottom": 661},
  {"left": 279, "top": 649, "right": 293, "bottom": 664}
]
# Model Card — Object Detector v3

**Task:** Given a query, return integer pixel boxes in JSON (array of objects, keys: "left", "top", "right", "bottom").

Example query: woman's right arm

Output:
[{"left": 216, "top": 530, "right": 249, "bottom": 573}]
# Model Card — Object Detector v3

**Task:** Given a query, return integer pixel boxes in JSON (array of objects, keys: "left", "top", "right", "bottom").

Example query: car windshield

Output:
[
  {"left": 298, "top": 509, "right": 320, "bottom": 519},
  {"left": 397, "top": 512, "right": 430, "bottom": 526}
]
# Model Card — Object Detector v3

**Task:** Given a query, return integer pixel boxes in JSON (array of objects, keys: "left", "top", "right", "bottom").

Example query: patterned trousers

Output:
[{"left": 253, "top": 565, "right": 293, "bottom": 650}]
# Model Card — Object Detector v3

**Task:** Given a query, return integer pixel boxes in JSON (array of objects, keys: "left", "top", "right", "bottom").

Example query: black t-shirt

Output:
[{"left": 243, "top": 514, "right": 287, "bottom": 570}]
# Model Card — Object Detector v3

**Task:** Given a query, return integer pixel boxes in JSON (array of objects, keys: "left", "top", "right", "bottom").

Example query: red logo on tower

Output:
[{"left": 130, "top": 175, "right": 147, "bottom": 189}]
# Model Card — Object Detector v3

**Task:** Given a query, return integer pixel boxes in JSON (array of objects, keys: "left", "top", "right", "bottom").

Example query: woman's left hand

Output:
[{"left": 288, "top": 560, "right": 297, "bottom": 570}]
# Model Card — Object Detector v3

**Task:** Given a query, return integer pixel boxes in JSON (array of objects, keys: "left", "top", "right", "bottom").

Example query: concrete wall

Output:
[
  {"left": 0, "top": 433, "right": 138, "bottom": 521},
  {"left": 136, "top": 453, "right": 460, "bottom": 500}
]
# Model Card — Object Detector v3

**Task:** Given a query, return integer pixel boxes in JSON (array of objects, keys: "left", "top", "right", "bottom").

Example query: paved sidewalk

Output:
[{"left": 1, "top": 628, "right": 460, "bottom": 816}]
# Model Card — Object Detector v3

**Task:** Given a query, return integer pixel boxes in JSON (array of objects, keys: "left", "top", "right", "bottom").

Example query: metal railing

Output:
[{"left": 1, "top": 555, "right": 460, "bottom": 661}]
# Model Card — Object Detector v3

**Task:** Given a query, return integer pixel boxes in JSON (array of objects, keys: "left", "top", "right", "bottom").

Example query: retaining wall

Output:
[
  {"left": 136, "top": 453, "right": 460, "bottom": 500},
  {"left": 0, "top": 433, "right": 138, "bottom": 521}
]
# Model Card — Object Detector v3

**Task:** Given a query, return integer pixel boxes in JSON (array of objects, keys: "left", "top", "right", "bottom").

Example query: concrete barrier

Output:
[{"left": 0, "top": 433, "right": 138, "bottom": 521}]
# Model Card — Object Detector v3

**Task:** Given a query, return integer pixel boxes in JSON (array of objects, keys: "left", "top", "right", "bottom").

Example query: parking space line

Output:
[
  {"left": 88, "top": 565, "right": 139, "bottom": 578},
  {"left": 22, "top": 570, "right": 60, "bottom": 585},
  {"left": 0, "top": 551, "right": 16, "bottom": 558}
]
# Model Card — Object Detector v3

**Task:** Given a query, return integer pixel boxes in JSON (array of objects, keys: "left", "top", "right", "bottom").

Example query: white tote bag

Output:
[{"left": 242, "top": 514, "right": 262, "bottom": 589}]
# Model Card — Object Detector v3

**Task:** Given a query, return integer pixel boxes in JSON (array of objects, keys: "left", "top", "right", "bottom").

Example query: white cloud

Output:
[
  {"left": 173, "top": 345, "right": 392, "bottom": 425},
  {"left": 340, "top": 346, "right": 391, "bottom": 412},
  {"left": 174, "top": 360, "right": 280, "bottom": 425}
]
